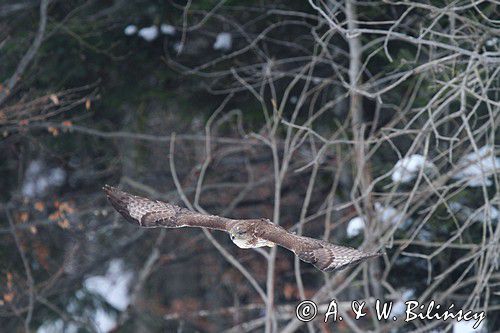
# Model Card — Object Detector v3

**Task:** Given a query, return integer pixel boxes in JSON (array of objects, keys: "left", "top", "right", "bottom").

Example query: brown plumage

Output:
[{"left": 103, "top": 185, "right": 379, "bottom": 272}]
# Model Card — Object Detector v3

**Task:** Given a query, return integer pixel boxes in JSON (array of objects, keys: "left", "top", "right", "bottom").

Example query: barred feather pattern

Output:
[
  {"left": 103, "top": 185, "right": 380, "bottom": 272},
  {"left": 103, "top": 185, "right": 184, "bottom": 228}
]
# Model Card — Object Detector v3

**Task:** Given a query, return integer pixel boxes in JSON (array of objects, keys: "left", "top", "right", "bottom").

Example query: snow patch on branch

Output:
[
  {"left": 391, "top": 154, "right": 436, "bottom": 183},
  {"left": 347, "top": 203, "right": 405, "bottom": 237},
  {"left": 138, "top": 26, "right": 159, "bottom": 42},
  {"left": 346, "top": 216, "right": 365, "bottom": 237},
  {"left": 450, "top": 202, "right": 499, "bottom": 223},
  {"left": 375, "top": 202, "right": 404, "bottom": 225},
  {"left": 213, "top": 32, "right": 232, "bottom": 51},
  {"left": 160, "top": 24, "right": 176, "bottom": 36},
  {"left": 486, "top": 37, "right": 498, "bottom": 47},
  {"left": 452, "top": 145, "right": 499, "bottom": 187},
  {"left": 124, "top": 25, "right": 137, "bottom": 36}
]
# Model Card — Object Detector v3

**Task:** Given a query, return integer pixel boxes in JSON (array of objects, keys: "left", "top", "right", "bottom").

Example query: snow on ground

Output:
[
  {"left": 22, "top": 160, "right": 66, "bottom": 198},
  {"left": 37, "top": 320, "right": 77, "bottom": 333},
  {"left": 453, "top": 145, "right": 499, "bottom": 187},
  {"left": 391, "top": 154, "right": 436, "bottom": 183},
  {"left": 391, "top": 289, "right": 415, "bottom": 316},
  {"left": 37, "top": 259, "right": 132, "bottom": 333},
  {"left": 138, "top": 26, "right": 158, "bottom": 42},
  {"left": 124, "top": 25, "right": 137, "bottom": 35},
  {"left": 160, "top": 24, "right": 176, "bottom": 35},
  {"left": 84, "top": 259, "right": 133, "bottom": 311},
  {"left": 37, "top": 307, "right": 116, "bottom": 333},
  {"left": 39, "top": 260, "right": 134, "bottom": 332},
  {"left": 213, "top": 32, "right": 232, "bottom": 51},
  {"left": 453, "top": 320, "right": 485, "bottom": 333},
  {"left": 93, "top": 308, "right": 118, "bottom": 333}
]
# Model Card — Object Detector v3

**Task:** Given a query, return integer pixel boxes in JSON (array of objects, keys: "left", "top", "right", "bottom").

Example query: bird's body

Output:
[
  {"left": 103, "top": 185, "right": 379, "bottom": 272},
  {"left": 230, "top": 236, "right": 275, "bottom": 249}
]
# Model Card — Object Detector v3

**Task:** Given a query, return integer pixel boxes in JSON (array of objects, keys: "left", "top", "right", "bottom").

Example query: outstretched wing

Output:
[
  {"left": 256, "top": 222, "right": 379, "bottom": 271},
  {"left": 103, "top": 185, "right": 235, "bottom": 231},
  {"left": 104, "top": 185, "right": 378, "bottom": 272}
]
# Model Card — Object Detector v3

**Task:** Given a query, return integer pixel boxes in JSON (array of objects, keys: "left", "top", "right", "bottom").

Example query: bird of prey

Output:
[{"left": 103, "top": 185, "right": 379, "bottom": 272}]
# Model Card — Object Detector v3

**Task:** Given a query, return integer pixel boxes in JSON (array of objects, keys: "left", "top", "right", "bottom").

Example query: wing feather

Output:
[
  {"left": 104, "top": 186, "right": 379, "bottom": 272},
  {"left": 256, "top": 221, "right": 379, "bottom": 271},
  {"left": 103, "top": 185, "right": 235, "bottom": 231}
]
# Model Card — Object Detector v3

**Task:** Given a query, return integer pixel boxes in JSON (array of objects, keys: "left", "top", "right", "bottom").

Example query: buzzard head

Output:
[
  {"left": 228, "top": 221, "right": 274, "bottom": 249},
  {"left": 228, "top": 222, "right": 253, "bottom": 248}
]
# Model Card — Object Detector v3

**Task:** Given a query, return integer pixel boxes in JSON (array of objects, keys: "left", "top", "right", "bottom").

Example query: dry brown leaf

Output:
[
  {"left": 283, "top": 283, "right": 296, "bottom": 300},
  {"left": 49, "top": 211, "right": 60, "bottom": 221},
  {"left": 7, "top": 272, "right": 13, "bottom": 289},
  {"left": 3, "top": 293, "right": 14, "bottom": 303},
  {"left": 85, "top": 99, "right": 91, "bottom": 110},
  {"left": 59, "top": 202, "right": 74, "bottom": 214},
  {"left": 58, "top": 219, "right": 70, "bottom": 229},
  {"left": 47, "top": 127, "right": 59, "bottom": 136},
  {"left": 18, "top": 212, "right": 29, "bottom": 223},
  {"left": 34, "top": 201, "right": 45, "bottom": 212},
  {"left": 34, "top": 242, "right": 50, "bottom": 270}
]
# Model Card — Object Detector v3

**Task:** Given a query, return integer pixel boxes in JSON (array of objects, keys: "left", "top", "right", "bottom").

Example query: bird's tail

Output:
[{"left": 302, "top": 243, "right": 381, "bottom": 272}]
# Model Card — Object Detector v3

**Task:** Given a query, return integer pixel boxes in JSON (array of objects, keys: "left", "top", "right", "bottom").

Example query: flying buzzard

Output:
[{"left": 103, "top": 185, "right": 379, "bottom": 272}]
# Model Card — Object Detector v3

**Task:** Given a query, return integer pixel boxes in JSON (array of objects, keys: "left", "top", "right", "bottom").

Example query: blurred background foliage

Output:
[{"left": 0, "top": 0, "right": 498, "bottom": 332}]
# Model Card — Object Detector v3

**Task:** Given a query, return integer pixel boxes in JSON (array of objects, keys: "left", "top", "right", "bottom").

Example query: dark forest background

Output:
[{"left": 0, "top": 1, "right": 499, "bottom": 332}]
